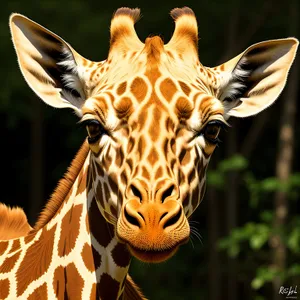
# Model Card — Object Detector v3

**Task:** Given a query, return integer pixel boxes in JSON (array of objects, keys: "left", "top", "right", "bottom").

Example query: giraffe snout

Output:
[
  {"left": 127, "top": 180, "right": 179, "bottom": 203},
  {"left": 117, "top": 193, "right": 190, "bottom": 263},
  {"left": 123, "top": 200, "right": 183, "bottom": 230}
]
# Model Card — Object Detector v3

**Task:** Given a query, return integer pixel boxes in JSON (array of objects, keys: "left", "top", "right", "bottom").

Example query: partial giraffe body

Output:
[
  {"left": 0, "top": 142, "right": 145, "bottom": 299},
  {"left": 0, "top": 6, "right": 298, "bottom": 300}
]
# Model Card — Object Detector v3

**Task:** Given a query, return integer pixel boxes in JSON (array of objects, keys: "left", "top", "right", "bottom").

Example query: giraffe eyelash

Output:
[
  {"left": 197, "top": 120, "right": 227, "bottom": 144},
  {"left": 80, "top": 119, "right": 108, "bottom": 143}
]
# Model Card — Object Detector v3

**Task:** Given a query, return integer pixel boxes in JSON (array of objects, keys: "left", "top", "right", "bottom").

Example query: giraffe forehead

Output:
[{"left": 82, "top": 82, "right": 223, "bottom": 128}]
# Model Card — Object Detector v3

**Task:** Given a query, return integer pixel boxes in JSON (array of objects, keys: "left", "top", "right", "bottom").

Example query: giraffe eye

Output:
[
  {"left": 202, "top": 121, "right": 222, "bottom": 144},
  {"left": 84, "top": 120, "right": 105, "bottom": 143}
]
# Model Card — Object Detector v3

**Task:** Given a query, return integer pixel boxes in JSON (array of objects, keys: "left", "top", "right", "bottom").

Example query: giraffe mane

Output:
[
  {"left": 0, "top": 203, "right": 32, "bottom": 240},
  {"left": 32, "top": 140, "right": 90, "bottom": 231}
]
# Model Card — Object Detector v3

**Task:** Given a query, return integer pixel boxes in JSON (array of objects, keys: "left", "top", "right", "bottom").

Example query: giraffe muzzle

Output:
[{"left": 117, "top": 199, "right": 190, "bottom": 263}]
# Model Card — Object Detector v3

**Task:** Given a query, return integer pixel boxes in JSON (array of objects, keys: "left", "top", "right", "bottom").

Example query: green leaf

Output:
[
  {"left": 289, "top": 173, "right": 300, "bottom": 187},
  {"left": 244, "top": 172, "right": 260, "bottom": 208},
  {"left": 250, "top": 224, "right": 270, "bottom": 250},
  {"left": 260, "top": 211, "right": 273, "bottom": 223},
  {"left": 252, "top": 266, "right": 279, "bottom": 290},
  {"left": 252, "top": 278, "right": 264, "bottom": 290},
  {"left": 260, "top": 177, "right": 281, "bottom": 192},
  {"left": 219, "top": 155, "right": 248, "bottom": 172},
  {"left": 228, "top": 243, "right": 240, "bottom": 258},
  {"left": 207, "top": 171, "right": 224, "bottom": 188},
  {"left": 287, "top": 264, "right": 300, "bottom": 276},
  {"left": 287, "top": 228, "right": 300, "bottom": 253}
]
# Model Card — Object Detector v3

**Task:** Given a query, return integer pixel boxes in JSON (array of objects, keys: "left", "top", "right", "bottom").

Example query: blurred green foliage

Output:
[{"left": 208, "top": 156, "right": 300, "bottom": 297}]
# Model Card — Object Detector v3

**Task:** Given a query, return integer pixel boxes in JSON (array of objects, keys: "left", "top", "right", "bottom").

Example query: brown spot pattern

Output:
[
  {"left": 28, "top": 283, "right": 47, "bottom": 300},
  {"left": 98, "top": 273, "right": 120, "bottom": 300},
  {"left": 86, "top": 214, "right": 90, "bottom": 234},
  {"left": 16, "top": 224, "right": 56, "bottom": 296},
  {"left": 147, "top": 147, "right": 159, "bottom": 165},
  {"left": 141, "top": 166, "right": 150, "bottom": 180},
  {"left": 179, "top": 148, "right": 191, "bottom": 166},
  {"left": 148, "top": 107, "right": 161, "bottom": 141},
  {"left": 81, "top": 243, "right": 102, "bottom": 272},
  {"left": 116, "top": 82, "right": 127, "bottom": 95},
  {"left": 137, "top": 109, "right": 148, "bottom": 129},
  {"left": 53, "top": 266, "right": 66, "bottom": 300},
  {"left": 115, "top": 97, "right": 132, "bottom": 118},
  {"left": 10, "top": 239, "right": 21, "bottom": 253},
  {"left": 90, "top": 283, "right": 99, "bottom": 300},
  {"left": 0, "top": 251, "right": 21, "bottom": 273},
  {"left": 176, "top": 97, "right": 193, "bottom": 118},
  {"left": 155, "top": 166, "right": 163, "bottom": 179},
  {"left": 0, "top": 279, "right": 9, "bottom": 299},
  {"left": 160, "top": 78, "right": 177, "bottom": 102},
  {"left": 115, "top": 146, "right": 125, "bottom": 168},
  {"left": 24, "top": 233, "right": 36, "bottom": 244},
  {"left": 131, "top": 77, "right": 148, "bottom": 102},
  {"left": 127, "top": 137, "right": 135, "bottom": 153},
  {"left": 88, "top": 199, "right": 114, "bottom": 247},
  {"left": 65, "top": 263, "right": 84, "bottom": 300},
  {"left": 137, "top": 136, "right": 144, "bottom": 158},
  {"left": 76, "top": 169, "right": 87, "bottom": 196},
  {"left": 0, "top": 241, "right": 8, "bottom": 255},
  {"left": 58, "top": 204, "right": 83, "bottom": 257},
  {"left": 178, "top": 81, "right": 191, "bottom": 96},
  {"left": 111, "top": 243, "right": 131, "bottom": 268},
  {"left": 81, "top": 243, "right": 94, "bottom": 272}
]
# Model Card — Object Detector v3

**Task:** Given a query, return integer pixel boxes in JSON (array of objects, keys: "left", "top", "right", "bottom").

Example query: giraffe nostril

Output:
[
  {"left": 163, "top": 208, "right": 182, "bottom": 229},
  {"left": 159, "top": 212, "right": 168, "bottom": 222},
  {"left": 124, "top": 208, "right": 140, "bottom": 228},
  {"left": 130, "top": 184, "right": 143, "bottom": 201},
  {"left": 161, "top": 184, "right": 175, "bottom": 203}
]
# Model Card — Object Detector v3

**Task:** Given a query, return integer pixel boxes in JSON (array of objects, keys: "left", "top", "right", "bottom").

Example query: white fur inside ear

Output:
[
  {"left": 219, "top": 57, "right": 250, "bottom": 102},
  {"left": 57, "top": 46, "right": 85, "bottom": 109}
]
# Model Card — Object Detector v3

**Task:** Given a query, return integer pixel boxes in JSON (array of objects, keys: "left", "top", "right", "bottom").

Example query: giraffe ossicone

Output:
[{"left": 0, "top": 6, "right": 298, "bottom": 299}]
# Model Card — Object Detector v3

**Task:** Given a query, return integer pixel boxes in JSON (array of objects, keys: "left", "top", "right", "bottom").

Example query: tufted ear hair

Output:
[
  {"left": 214, "top": 38, "right": 298, "bottom": 118},
  {"left": 10, "top": 14, "right": 95, "bottom": 116}
]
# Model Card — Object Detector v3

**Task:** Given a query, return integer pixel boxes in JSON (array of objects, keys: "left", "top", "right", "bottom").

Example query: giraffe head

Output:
[{"left": 10, "top": 8, "right": 298, "bottom": 263}]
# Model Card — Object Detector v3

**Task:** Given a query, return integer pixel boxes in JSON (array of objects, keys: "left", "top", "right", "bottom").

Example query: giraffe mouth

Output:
[{"left": 127, "top": 240, "right": 187, "bottom": 263}]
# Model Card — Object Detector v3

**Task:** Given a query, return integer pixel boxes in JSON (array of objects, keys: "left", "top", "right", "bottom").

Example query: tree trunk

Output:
[
  {"left": 271, "top": 1, "right": 298, "bottom": 298},
  {"left": 28, "top": 98, "right": 44, "bottom": 225}
]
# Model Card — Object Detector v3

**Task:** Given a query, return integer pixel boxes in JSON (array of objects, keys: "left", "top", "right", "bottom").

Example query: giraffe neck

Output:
[{"left": 0, "top": 141, "right": 131, "bottom": 300}]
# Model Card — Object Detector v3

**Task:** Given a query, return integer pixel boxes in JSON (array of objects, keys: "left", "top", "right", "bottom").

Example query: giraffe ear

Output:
[
  {"left": 10, "top": 14, "right": 93, "bottom": 116},
  {"left": 215, "top": 38, "right": 298, "bottom": 118}
]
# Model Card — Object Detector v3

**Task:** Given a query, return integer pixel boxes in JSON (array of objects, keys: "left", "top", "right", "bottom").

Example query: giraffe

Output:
[{"left": 0, "top": 6, "right": 298, "bottom": 300}]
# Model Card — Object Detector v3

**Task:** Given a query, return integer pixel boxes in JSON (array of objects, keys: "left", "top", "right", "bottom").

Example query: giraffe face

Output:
[
  {"left": 10, "top": 8, "right": 298, "bottom": 263},
  {"left": 81, "top": 53, "right": 226, "bottom": 262}
]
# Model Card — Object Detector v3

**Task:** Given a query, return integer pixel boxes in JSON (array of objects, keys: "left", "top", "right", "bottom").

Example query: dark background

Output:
[{"left": 0, "top": 0, "right": 299, "bottom": 299}]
